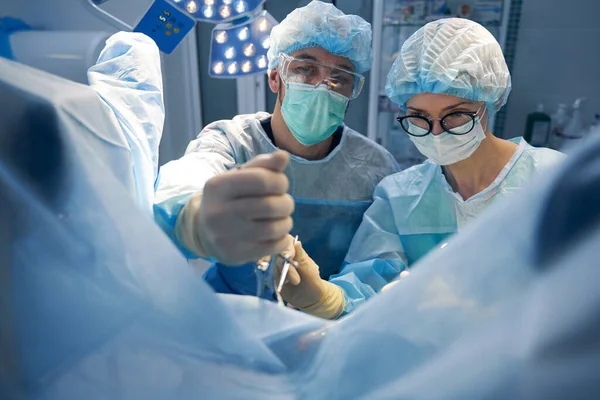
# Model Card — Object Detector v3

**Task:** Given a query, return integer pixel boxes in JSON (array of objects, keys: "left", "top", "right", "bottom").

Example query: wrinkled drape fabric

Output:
[{"left": 2, "top": 46, "right": 600, "bottom": 400}]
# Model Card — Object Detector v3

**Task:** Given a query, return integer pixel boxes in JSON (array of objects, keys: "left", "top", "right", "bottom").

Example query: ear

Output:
[{"left": 268, "top": 69, "right": 280, "bottom": 94}]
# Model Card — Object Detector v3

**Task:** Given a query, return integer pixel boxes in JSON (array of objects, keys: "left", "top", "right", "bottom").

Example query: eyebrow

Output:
[
  {"left": 407, "top": 101, "right": 475, "bottom": 113},
  {"left": 294, "top": 53, "right": 355, "bottom": 72}
]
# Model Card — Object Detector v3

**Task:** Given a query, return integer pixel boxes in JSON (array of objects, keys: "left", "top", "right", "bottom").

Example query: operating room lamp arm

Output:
[{"left": 82, "top": 0, "right": 134, "bottom": 31}]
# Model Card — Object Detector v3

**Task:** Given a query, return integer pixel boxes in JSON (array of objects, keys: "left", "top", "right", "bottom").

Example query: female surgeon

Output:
[{"left": 274, "top": 18, "right": 565, "bottom": 319}]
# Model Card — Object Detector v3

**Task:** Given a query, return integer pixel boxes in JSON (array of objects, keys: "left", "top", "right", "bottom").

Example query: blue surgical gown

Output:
[
  {"left": 153, "top": 112, "right": 400, "bottom": 296},
  {"left": 87, "top": 32, "right": 164, "bottom": 215},
  {"left": 4, "top": 46, "right": 599, "bottom": 395},
  {"left": 333, "top": 138, "right": 565, "bottom": 314}
]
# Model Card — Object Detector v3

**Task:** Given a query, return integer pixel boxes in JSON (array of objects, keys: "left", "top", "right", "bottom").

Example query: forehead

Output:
[
  {"left": 406, "top": 93, "right": 477, "bottom": 111},
  {"left": 289, "top": 47, "right": 355, "bottom": 72}
]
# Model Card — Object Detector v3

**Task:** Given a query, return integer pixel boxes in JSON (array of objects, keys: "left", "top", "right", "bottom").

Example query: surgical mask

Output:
[
  {"left": 408, "top": 117, "right": 487, "bottom": 165},
  {"left": 281, "top": 82, "right": 349, "bottom": 146}
]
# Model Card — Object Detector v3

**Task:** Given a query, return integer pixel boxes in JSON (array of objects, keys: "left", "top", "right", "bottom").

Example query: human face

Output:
[
  {"left": 404, "top": 93, "right": 488, "bottom": 136},
  {"left": 269, "top": 47, "right": 362, "bottom": 100}
]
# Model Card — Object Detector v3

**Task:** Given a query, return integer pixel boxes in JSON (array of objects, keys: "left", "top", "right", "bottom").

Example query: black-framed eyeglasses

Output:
[{"left": 396, "top": 103, "right": 485, "bottom": 137}]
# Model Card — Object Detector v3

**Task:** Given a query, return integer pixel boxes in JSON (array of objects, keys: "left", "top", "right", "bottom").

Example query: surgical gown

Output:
[
  {"left": 333, "top": 138, "right": 565, "bottom": 314},
  {"left": 153, "top": 112, "right": 399, "bottom": 296},
  {"left": 4, "top": 50, "right": 600, "bottom": 397},
  {"left": 87, "top": 32, "right": 164, "bottom": 215}
]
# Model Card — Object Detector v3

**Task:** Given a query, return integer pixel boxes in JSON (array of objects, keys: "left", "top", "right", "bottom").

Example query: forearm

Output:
[{"left": 174, "top": 193, "right": 214, "bottom": 258}]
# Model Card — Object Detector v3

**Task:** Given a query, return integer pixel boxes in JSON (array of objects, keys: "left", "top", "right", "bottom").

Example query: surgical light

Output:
[
  {"left": 186, "top": 0, "right": 266, "bottom": 23},
  {"left": 95, "top": 0, "right": 276, "bottom": 67},
  {"left": 203, "top": 5, "right": 214, "bottom": 18},
  {"left": 126, "top": 0, "right": 197, "bottom": 54},
  {"left": 237, "top": 27, "right": 249, "bottom": 41},
  {"left": 235, "top": 1, "right": 247, "bottom": 13},
  {"left": 213, "top": 61, "right": 225, "bottom": 74},
  {"left": 209, "top": 10, "right": 277, "bottom": 78},
  {"left": 186, "top": 0, "right": 198, "bottom": 13},
  {"left": 243, "top": 43, "right": 255, "bottom": 57},
  {"left": 257, "top": 17, "right": 268, "bottom": 32},
  {"left": 215, "top": 30, "right": 227, "bottom": 44},
  {"left": 227, "top": 61, "right": 238, "bottom": 74},
  {"left": 219, "top": 5, "right": 231, "bottom": 19},
  {"left": 256, "top": 55, "right": 267, "bottom": 69},
  {"left": 241, "top": 60, "right": 252, "bottom": 73},
  {"left": 224, "top": 46, "right": 236, "bottom": 59},
  {"left": 260, "top": 37, "right": 269, "bottom": 49}
]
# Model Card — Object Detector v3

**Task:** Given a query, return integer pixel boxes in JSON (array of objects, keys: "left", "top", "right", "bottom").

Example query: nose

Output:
[
  {"left": 323, "top": 79, "right": 338, "bottom": 89},
  {"left": 316, "top": 67, "right": 338, "bottom": 87},
  {"left": 320, "top": 71, "right": 340, "bottom": 86},
  {"left": 431, "top": 120, "right": 445, "bottom": 136}
]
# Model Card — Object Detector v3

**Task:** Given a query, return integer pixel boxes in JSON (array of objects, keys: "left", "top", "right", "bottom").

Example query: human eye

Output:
[
  {"left": 292, "top": 62, "right": 317, "bottom": 76},
  {"left": 332, "top": 72, "right": 353, "bottom": 85},
  {"left": 445, "top": 111, "right": 474, "bottom": 121}
]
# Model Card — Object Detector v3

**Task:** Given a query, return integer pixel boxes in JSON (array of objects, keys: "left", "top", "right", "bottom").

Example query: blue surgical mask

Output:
[{"left": 281, "top": 82, "right": 349, "bottom": 146}]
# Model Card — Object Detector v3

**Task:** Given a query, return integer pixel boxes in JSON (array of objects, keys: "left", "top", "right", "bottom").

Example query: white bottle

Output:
[
  {"left": 549, "top": 104, "right": 569, "bottom": 150},
  {"left": 561, "top": 98, "right": 586, "bottom": 151}
]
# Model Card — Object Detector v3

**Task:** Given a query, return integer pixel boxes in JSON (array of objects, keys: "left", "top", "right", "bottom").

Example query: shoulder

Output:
[
  {"left": 200, "top": 112, "right": 270, "bottom": 136},
  {"left": 342, "top": 127, "right": 401, "bottom": 174},
  {"left": 185, "top": 112, "right": 271, "bottom": 153},
  {"left": 376, "top": 161, "right": 438, "bottom": 197},
  {"left": 520, "top": 141, "right": 566, "bottom": 172},
  {"left": 342, "top": 127, "right": 385, "bottom": 151}
]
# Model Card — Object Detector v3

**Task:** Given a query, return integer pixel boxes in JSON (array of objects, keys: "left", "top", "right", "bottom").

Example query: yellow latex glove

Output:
[{"left": 273, "top": 236, "right": 345, "bottom": 320}]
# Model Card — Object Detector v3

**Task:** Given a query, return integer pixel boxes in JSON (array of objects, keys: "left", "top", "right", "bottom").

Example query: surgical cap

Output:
[
  {"left": 267, "top": 0, "right": 372, "bottom": 75},
  {"left": 385, "top": 18, "right": 511, "bottom": 113}
]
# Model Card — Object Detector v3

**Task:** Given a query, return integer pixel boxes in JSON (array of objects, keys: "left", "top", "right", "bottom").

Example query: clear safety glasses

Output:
[{"left": 278, "top": 53, "right": 365, "bottom": 99}]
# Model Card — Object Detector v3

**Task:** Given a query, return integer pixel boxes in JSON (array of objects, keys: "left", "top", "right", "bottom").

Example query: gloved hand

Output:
[
  {"left": 381, "top": 270, "right": 410, "bottom": 292},
  {"left": 274, "top": 236, "right": 345, "bottom": 320},
  {"left": 175, "top": 151, "right": 295, "bottom": 266}
]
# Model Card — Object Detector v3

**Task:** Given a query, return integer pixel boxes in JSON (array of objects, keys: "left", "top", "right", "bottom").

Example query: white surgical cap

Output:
[
  {"left": 385, "top": 18, "right": 511, "bottom": 114},
  {"left": 267, "top": 0, "right": 372, "bottom": 74}
]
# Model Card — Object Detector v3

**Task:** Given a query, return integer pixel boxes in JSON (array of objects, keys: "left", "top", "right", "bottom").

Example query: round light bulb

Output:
[
  {"left": 213, "top": 62, "right": 224, "bottom": 75},
  {"left": 257, "top": 18, "right": 269, "bottom": 32},
  {"left": 224, "top": 47, "right": 235, "bottom": 60},
  {"left": 219, "top": 5, "right": 231, "bottom": 19},
  {"left": 204, "top": 0, "right": 214, "bottom": 5},
  {"left": 241, "top": 61, "right": 252, "bottom": 73},
  {"left": 227, "top": 62, "right": 238, "bottom": 75},
  {"left": 202, "top": 5, "right": 214, "bottom": 18},
  {"left": 243, "top": 43, "right": 255, "bottom": 57},
  {"left": 235, "top": 0, "right": 247, "bottom": 13},
  {"left": 215, "top": 31, "right": 227, "bottom": 44},
  {"left": 237, "top": 27, "right": 249, "bottom": 41},
  {"left": 186, "top": 0, "right": 198, "bottom": 13},
  {"left": 261, "top": 37, "right": 270, "bottom": 49},
  {"left": 256, "top": 56, "right": 267, "bottom": 69}
]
